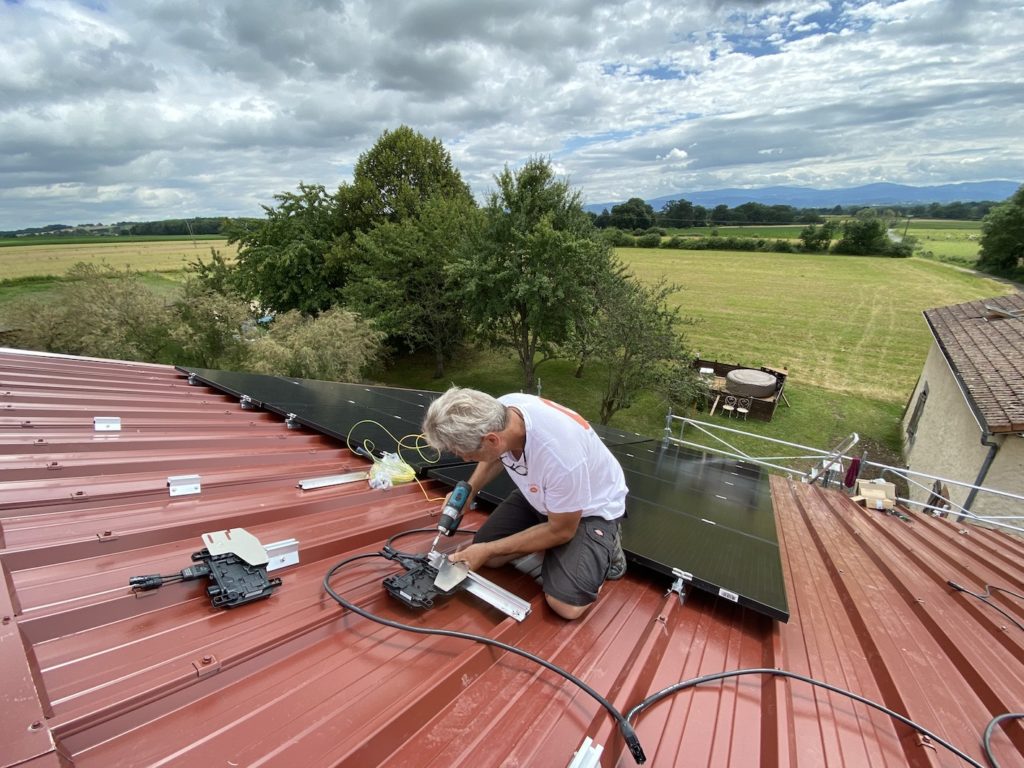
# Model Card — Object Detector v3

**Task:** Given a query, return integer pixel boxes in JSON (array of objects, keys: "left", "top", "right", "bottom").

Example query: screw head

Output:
[{"left": 201, "top": 655, "right": 213, "bottom": 664}]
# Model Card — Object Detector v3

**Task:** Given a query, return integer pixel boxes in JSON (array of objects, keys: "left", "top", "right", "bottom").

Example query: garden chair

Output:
[
  {"left": 736, "top": 397, "right": 751, "bottom": 420},
  {"left": 721, "top": 395, "right": 737, "bottom": 418}
]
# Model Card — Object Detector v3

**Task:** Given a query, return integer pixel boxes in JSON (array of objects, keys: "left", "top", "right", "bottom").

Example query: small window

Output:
[{"left": 906, "top": 383, "right": 929, "bottom": 446}]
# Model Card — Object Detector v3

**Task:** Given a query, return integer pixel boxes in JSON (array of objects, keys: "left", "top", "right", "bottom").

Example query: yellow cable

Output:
[{"left": 343, "top": 420, "right": 446, "bottom": 502}]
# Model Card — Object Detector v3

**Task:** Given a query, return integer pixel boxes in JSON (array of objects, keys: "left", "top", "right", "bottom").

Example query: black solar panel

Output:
[
  {"left": 430, "top": 439, "right": 789, "bottom": 621},
  {"left": 176, "top": 367, "right": 459, "bottom": 472},
  {"left": 179, "top": 367, "right": 788, "bottom": 620}
]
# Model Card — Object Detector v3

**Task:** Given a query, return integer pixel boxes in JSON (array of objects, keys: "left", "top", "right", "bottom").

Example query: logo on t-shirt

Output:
[{"left": 528, "top": 484, "right": 539, "bottom": 494}]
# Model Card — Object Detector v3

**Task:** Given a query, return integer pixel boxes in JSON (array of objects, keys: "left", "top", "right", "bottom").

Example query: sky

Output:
[{"left": 2, "top": 0, "right": 1023, "bottom": 230}]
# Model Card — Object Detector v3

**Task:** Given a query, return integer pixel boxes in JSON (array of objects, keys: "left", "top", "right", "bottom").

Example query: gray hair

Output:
[{"left": 422, "top": 387, "right": 507, "bottom": 454}]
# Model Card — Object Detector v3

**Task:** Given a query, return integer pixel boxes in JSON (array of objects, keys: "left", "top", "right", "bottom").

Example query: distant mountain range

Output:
[{"left": 584, "top": 181, "right": 1021, "bottom": 213}]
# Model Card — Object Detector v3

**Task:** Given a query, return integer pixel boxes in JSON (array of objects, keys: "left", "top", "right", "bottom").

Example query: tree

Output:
[
  {"left": 977, "top": 185, "right": 1024, "bottom": 277},
  {"left": 246, "top": 308, "right": 383, "bottom": 381},
  {"left": 799, "top": 221, "right": 836, "bottom": 252},
  {"left": 608, "top": 197, "right": 655, "bottom": 231},
  {"left": 344, "top": 193, "right": 479, "bottom": 377},
  {"left": 453, "top": 157, "right": 614, "bottom": 391},
  {"left": 658, "top": 199, "right": 695, "bottom": 228},
  {"left": 832, "top": 215, "right": 888, "bottom": 255},
  {"left": 591, "top": 275, "right": 698, "bottom": 425},
  {"left": 347, "top": 125, "right": 473, "bottom": 228},
  {"left": 228, "top": 182, "right": 348, "bottom": 315}
]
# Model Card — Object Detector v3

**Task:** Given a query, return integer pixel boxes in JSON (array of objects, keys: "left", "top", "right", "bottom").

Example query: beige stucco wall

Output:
[{"left": 902, "top": 342, "right": 1023, "bottom": 527}]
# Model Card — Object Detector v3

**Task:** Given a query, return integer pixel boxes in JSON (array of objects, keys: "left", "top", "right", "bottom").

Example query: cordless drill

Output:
[{"left": 430, "top": 480, "right": 472, "bottom": 552}]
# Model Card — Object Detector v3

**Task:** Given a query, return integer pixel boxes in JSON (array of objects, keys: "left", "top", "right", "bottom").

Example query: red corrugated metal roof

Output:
[{"left": 2, "top": 348, "right": 1023, "bottom": 768}]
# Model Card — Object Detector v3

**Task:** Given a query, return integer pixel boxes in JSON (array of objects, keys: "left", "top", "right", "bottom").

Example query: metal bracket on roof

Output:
[
  {"left": 192, "top": 654, "right": 221, "bottom": 678},
  {"left": 297, "top": 471, "right": 369, "bottom": 490},
  {"left": 240, "top": 395, "right": 256, "bottom": 410},
  {"left": 187, "top": 372, "right": 199, "bottom": 385},
  {"left": 265, "top": 538, "right": 299, "bottom": 572},
  {"left": 93, "top": 416, "right": 121, "bottom": 432},
  {"left": 669, "top": 568, "right": 692, "bottom": 606},
  {"left": 285, "top": 413, "right": 302, "bottom": 429},
  {"left": 426, "top": 551, "right": 532, "bottom": 622},
  {"left": 168, "top": 474, "right": 201, "bottom": 497},
  {"left": 567, "top": 736, "right": 604, "bottom": 768}
]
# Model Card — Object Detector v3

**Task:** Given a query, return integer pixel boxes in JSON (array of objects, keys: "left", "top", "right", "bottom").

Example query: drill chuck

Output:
[{"left": 437, "top": 480, "right": 472, "bottom": 536}]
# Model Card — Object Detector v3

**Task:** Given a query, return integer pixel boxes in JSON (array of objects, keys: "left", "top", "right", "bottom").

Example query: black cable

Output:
[
  {"left": 384, "top": 526, "right": 476, "bottom": 557},
  {"left": 322, "top": 544, "right": 1017, "bottom": 766},
  {"left": 322, "top": 552, "right": 647, "bottom": 764},
  {"left": 947, "top": 581, "right": 1024, "bottom": 633},
  {"left": 625, "top": 668, "right": 985, "bottom": 768},
  {"left": 983, "top": 713, "right": 1024, "bottom": 768}
]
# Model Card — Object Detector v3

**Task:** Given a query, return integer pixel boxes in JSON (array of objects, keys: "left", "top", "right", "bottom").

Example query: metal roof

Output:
[{"left": 2, "top": 348, "right": 1023, "bottom": 768}]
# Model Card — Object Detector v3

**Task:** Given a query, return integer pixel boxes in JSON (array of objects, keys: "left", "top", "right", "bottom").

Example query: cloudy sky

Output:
[{"left": 2, "top": 0, "right": 1023, "bottom": 229}]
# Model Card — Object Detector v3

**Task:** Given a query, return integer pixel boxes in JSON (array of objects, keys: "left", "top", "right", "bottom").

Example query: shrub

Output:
[
  {"left": 4, "top": 263, "right": 172, "bottom": 362},
  {"left": 246, "top": 307, "right": 383, "bottom": 381},
  {"left": 602, "top": 228, "right": 635, "bottom": 247},
  {"left": 635, "top": 232, "right": 663, "bottom": 248}
]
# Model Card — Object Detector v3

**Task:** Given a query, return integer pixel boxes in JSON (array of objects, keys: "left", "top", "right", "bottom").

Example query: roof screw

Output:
[
  {"left": 202, "top": 655, "right": 213, "bottom": 665},
  {"left": 29, "top": 721, "right": 43, "bottom": 731},
  {"left": 2, "top": 616, "right": 11, "bottom": 625},
  {"left": 102, "top": 530, "right": 112, "bottom": 537}
]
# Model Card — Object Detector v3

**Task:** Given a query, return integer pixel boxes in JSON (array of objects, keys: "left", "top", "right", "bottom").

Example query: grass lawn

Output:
[
  {"left": 907, "top": 221, "right": 982, "bottom": 265},
  {"left": 377, "top": 248, "right": 1015, "bottom": 466},
  {"left": 666, "top": 225, "right": 805, "bottom": 239}
]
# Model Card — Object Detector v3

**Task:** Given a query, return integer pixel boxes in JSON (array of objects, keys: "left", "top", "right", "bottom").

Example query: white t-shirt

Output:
[{"left": 497, "top": 394, "right": 628, "bottom": 520}]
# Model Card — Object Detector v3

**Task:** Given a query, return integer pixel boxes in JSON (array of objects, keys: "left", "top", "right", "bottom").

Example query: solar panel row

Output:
[{"left": 177, "top": 366, "right": 789, "bottom": 621}]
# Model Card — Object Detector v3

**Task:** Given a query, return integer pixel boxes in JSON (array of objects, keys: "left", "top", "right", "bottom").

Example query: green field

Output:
[
  {"left": 1, "top": 236, "right": 1015, "bottom": 467},
  {"left": 378, "top": 247, "right": 1016, "bottom": 464},
  {"left": 668, "top": 225, "right": 804, "bottom": 239},
  {"left": 0, "top": 238, "right": 234, "bottom": 281},
  {"left": 905, "top": 220, "right": 982, "bottom": 265}
]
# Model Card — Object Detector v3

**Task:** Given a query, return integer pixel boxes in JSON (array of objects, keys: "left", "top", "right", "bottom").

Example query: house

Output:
[
  {"left": 2, "top": 347, "right": 1023, "bottom": 767},
  {"left": 902, "top": 293, "right": 1024, "bottom": 526}
]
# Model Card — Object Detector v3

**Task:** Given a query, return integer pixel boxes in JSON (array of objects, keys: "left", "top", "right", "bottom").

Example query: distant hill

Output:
[{"left": 585, "top": 181, "right": 1021, "bottom": 214}]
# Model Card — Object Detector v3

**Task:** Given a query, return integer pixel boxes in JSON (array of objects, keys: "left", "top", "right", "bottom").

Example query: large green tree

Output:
[
  {"left": 591, "top": 275, "right": 698, "bottom": 425},
  {"left": 228, "top": 182, "right": 349, "bottom": 314},
  {"left": 345, "top": 193, "right": 479, "bottom": 377},
  {"left": 228, "top": 126, "right": 471, "bottom": 316},
  {"left": 608, "top": 197, "right": 656, "bottom": 231},
  {"left": 978, "top": 185, "right": 1024, "bottom": 277},
  {"left": 346, "top": 125, "right": 473, "bottom": 228},
  {"left": 454, "top": 157, "right": 615, "bottom": 391},
  {"left": 657, "top": 198, "right": 696, "bottom": 228}
]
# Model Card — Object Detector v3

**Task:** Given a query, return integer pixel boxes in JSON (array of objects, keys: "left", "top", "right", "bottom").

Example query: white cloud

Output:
[{"left": 0, "top": 0, "right": 1022, "bottom": 228}]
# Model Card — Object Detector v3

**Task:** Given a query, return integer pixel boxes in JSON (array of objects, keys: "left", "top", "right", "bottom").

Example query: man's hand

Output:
[{"left": 449, "top": 542, "right": 494, "bottom": 573}]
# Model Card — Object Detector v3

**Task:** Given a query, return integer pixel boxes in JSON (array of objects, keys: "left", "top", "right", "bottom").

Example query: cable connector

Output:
[
  {"left": 129, "top": 574, "right": 165, "bottom": 591},
  {"left": 180, "top": 563, "right": 211, "bottom": 581},
  {"left": 947, "top": 580, "right": 965, "bottom": 592},
  {"left": 619, "top": 721, "right": 647, "bottom": 764}
]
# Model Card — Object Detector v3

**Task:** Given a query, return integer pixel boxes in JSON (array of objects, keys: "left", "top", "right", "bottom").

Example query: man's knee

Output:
[{"left": 545, "top": 593, "right": 592, "bottom": 620}]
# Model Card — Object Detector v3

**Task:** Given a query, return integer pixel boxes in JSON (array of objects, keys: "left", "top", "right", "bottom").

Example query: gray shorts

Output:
[{"left": 474, "top": 489, "right": 621, "bottom": 607}]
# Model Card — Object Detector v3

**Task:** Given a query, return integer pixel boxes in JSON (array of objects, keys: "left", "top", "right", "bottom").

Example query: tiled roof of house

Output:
[
  {"left": 2, "top": 348, "right": 1023, "bottom": 767},
  {"left": 924, "top": 293, "right": 1024, "bottom": 433}
]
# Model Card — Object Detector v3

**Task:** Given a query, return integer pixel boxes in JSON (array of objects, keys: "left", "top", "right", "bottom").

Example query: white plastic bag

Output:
[{"left": 368, "top": 452, "right": 411, "bottom": 489}]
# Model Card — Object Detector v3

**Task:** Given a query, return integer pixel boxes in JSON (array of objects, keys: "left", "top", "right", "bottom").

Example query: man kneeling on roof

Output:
[{"left": 422, "top": 387, "right": 628, "bottom": 620}]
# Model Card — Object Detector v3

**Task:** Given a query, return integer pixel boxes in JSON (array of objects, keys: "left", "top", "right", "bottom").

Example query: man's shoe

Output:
[{"left": 606, "top": 528, "right": 626, "bottom": 580}]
